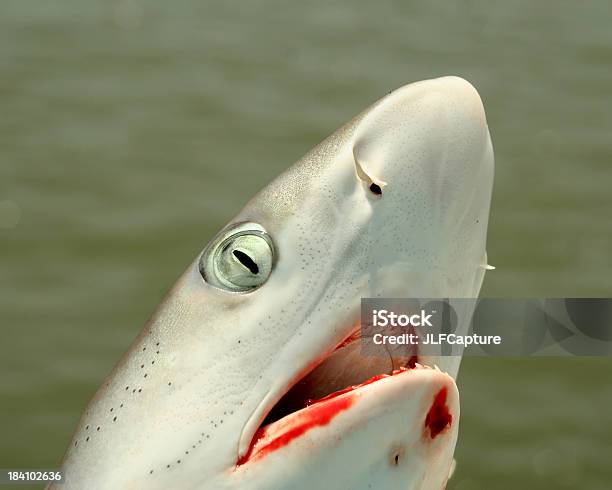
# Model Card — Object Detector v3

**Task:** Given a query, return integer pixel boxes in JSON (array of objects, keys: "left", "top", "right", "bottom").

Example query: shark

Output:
[{"left": 50, "top": 76, "right": 494, "bottom": 490}]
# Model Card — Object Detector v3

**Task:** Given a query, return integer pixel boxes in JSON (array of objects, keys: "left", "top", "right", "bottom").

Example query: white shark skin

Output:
[{"left": 51, "top": 76, "right": 494, "bottom": 490}]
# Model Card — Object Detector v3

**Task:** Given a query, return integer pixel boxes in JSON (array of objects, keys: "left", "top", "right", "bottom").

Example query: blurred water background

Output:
[{"left": 1, "top": 1, "right": 611, "bottom": 488}]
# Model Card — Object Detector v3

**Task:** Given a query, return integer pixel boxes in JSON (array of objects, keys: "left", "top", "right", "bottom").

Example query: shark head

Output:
[{"left": 53, "top": 76, "right": 493, "bottom": 490}]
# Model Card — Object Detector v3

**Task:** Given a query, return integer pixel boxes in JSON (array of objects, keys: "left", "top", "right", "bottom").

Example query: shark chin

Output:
[{"left": 50, "top": 75, "right": 493, "bottom": 490}]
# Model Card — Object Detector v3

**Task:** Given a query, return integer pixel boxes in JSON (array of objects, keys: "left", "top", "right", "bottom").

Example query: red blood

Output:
[
  {"left": 425, "top": 388, "right": 452, "bottom": 439},
  {"left": 237, "top": 395, "right": 354, "bottom": 466}
]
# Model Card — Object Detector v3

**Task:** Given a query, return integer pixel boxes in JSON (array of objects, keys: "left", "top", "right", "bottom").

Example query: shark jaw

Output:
[
  {"left": 236, "top": 363, "right": 455, "bottom": 468},
  {"left": 231, "top": 359, "right": 460, "bottom": 490}
]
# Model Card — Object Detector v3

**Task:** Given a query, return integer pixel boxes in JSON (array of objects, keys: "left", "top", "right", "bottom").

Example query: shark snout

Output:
[{"left": 352, "top": 76, "right": 491, "bottom": 197}]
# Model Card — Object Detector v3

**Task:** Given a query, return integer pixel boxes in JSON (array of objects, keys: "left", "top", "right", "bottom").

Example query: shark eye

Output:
[{"left": 199, "top": 222, "right": 275, "bottom": 292}]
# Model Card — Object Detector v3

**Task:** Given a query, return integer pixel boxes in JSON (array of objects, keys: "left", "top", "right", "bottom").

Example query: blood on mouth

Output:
[{"left": 237, "top": 366, "right": 417, "bottom": 466}]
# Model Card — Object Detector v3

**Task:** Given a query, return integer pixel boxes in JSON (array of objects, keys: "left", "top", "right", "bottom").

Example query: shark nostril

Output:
[
  {"left": 369, "top": 183, "right": 383, "bottom": 195},
  {"left": 354, "top": 157, "right": 386, "bottom": 196}
]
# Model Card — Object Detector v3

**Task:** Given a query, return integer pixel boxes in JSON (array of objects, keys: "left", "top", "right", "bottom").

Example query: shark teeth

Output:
[{"left": 405, "top": 362, "right": 452, "bottom": 377}]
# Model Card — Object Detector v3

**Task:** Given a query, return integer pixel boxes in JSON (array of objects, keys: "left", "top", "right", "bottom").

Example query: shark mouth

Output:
[{"left": 237, "top": 330, "right": 425, "bottom": 466}]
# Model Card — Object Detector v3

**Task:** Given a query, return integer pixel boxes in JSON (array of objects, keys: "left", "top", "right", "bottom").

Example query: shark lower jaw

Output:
[{"left": 236, "top": 331, "right": 435, "bottom": 468}]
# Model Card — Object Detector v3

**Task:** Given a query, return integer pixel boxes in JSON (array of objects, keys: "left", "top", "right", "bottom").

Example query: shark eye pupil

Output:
[
  {"left": 232, "top": 250, "right": 259, "bottom": 275},
  {"left": 199, "top": 222, "right": 274, "bottom": 292}
]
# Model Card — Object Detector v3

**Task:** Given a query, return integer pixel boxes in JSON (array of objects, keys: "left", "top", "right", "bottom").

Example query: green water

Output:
[{"left": 1, "top": 1, "right": 611, "bottom": 488}]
